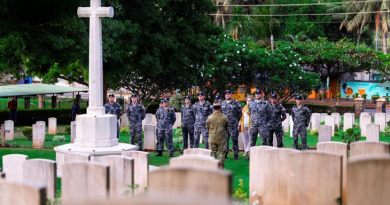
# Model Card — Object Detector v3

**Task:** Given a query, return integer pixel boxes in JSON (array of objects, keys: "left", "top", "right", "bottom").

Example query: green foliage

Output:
[
  {"left": 341, "top": 128, "right": 360, "bottom": 145},
  {"left": 173, "top": 128, "right": 182, "bottom": 138},
  {"left": 384, "top": 126, "right": 390, "bottom": 137},
  {"left": 22, "top": 127, "right": 33, "bottom": 141},
  {"left": 354, "top": 93, "right": 360, "bottom": 98},
  {"left": 310, "top": 129, "right": 318, "bottom": 136},
  {"left": 233, "top": 179, "right": 247, "bottom": 202},
  {"left": 371, "top": 94, "right": 380, "bottom": 102},
  {"left": 170, "top": 94, "right": 185, "bottom": 112},
  {"left": 120, "top": 127, "right": 129, "bottom": 135},
  {"left": 52, "top": 135, "right": 66, "bottom": 142},
  {"left": 320, "top": 121, "right": 325, "bottom": 125},
  {"left": 387, "top": 120, "right": 390, "bottom": 127},
  {"left": 64, "top": 126, "right": 71, "bottom": 135},
  {"left": 339, "top": 119, "right": 344, "bottom": 129},
  {"left": 317, "top": 92, "right": 324, "bottom": 100},
  {"left": 335, "top": 124, "right": 339, "bottom": 131},
  {"left": 362, "top": 94, "right": 368, "bottom": 99},
  {"left": 47, "top": 197, "right": 61, "bottom": 205}
]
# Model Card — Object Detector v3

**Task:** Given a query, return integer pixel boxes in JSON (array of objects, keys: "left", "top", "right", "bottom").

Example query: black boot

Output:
[
  {"left": 234, "top": 154, "right": 238, "bottom": 160},
  {"left": 156, "top": 151, "right": 162, "bottom": 157}
]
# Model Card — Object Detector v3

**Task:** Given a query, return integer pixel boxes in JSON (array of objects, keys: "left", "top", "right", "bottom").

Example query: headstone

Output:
[
  {"left": 36, "top": 121, "right": 46, "bottom": 133},
  {"left": 289, "top": 117, "right": 294, "bottom": 137},
  {"left": 149, "top": 165, "right": 160, "bottom": 172},
  {"left": 374, "top": 113, "right": 386, "bottom": 132},
  {"left": 360, "top": 115, "right": 371, "bottom": 136},
  {"left": 2, "top": 154, "right": 28, "bottom": 182},
  {"left": 60, "top": 153, "right": 91, "bottom": 174},
  {"left": 48, "top": 117, "right": 57, "bottom": 134},
  {"left": 152, "top": 114, "right": 157, "bottom": 124},
  {"left": 366, "top": 124, "right": 380, "bottom": 142},
  {"left": 272, "top": 133, "right": 277, "bottom": 147},
  {"left": 311, "top": 113, "right": 321, "bottom": 131},
  {"left": 23, "top": 159, "right": 57, "bottom": 199},
  {"left": 325, "top": 115, "right": 335, "bottom": 136},
  {"left": 142, "top": 113, "right": 153, "bottom": 130},
  {"left": 347, "top": 156, "right": 390, "bottom": 205},
  {"left": 286, "top": 151, "right": 342, "bottom": 205},
  {"left": 95, "top": 155, "right": 135, "bottom": 198},
  {"left": 317, "top": 142, "right": 348, "bottom": 202},
  {"left": 32, "top": 124, "right": 45, "bottom": 149},
  {"left": 350, "top": 141, "right": 390, "bottom": 158},
  {"left": 62, "top": 162, "right": 109, "bottom": 204},
  {"left": 238, "top": 133, "right": 244, "bottom": 151},
  {"left": 172, "top": 112, "right": 181, "bottom": 129},
  {"left": 149, "top": 167, "right": 231, "bottom": 204},
  {"left": 359, "top": 112, "right": 369, "bottom": 128},
  {"left": 320, "top": 113, "right": 328, "bottom": 123},
  {"left": 183, "top": 148, "right": 212, "bottom": 156},
  {"left": 121, "top": 151, "right": 149, "bottom": 195},
  {"left": 331, "top": 113, "right": 340, "bottom": 129},
  {"left": 343, "top": 113, "right": 354, "bottom": 131},
  {"left": 262, "top": 148, "right": 299, "bottom": 205},
  {"left": 4, "top": 120, "right": 14, "bottom": 141},
  {"left": 71, "top": 121, "right": 76, "bottom": 143},
  {"left": 249, "top": 146, "right": 276, "bottom": 204},
  {"left": 120, "top": 113, "right": 129, "bottom": 128},
  {"left": 318, "top": 125, "right": 332, "bottom": 142},
  {"left": 282, "top": 114, "right": 289, "bottom": 132},
  {"left": 0, "top": 180, "right": 46, "bottom": 205},
  {"left": 170, "top": 155, "right": 219, "bottom": 169},
  {"left": 1, "top": 124, "right": 5, "bottom": 147},
  {"left": 144, "top": 124, "right": 156, "bottom": 150}
]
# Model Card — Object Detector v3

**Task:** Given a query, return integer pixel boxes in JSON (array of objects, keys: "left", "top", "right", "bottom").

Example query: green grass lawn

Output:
[{"left": 1, "top": 123, "right": 390, "bottom": 201}]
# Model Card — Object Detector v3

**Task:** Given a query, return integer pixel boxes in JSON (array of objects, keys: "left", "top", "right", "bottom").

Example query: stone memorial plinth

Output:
[
  {"left": 170, "top": 155, "right": 219, "bottom": 169},
  {"left": 374, "top": 113, "right": 386, "bottom": 132},
  {"left": 48, "top": 117, "right": 57, "bottom": 134},
  {"left": 318, "top": 125, "right": 332, "bottom": 142},
  {"left": 0, "top": 180, "right": 46, "bottom": 205},
  {"left": 343, "top": 113, "right": 354, "bottom": 131},
  {"left": 311, "top": 113, "right": 321, "bottom": 131},
  {"left": 144, "top": 124, "right": 156, "bottom": 151},
  {"left": 71, "top": 121, "right": 76, "bottom": 143},
  {"left": 366, "top": 124, "right": 380, "bottom": 142},
  {"left": 347, "top": 156, "right": 390, "bottom": 205},
  {"left": 32, "top": 124, "right": 45, "bottom": 149},
  {"left": 325, "top": 115, "right": 335, "bottom": 136},
  {"left": 360, "top": 115, "right": 371, "bottom": 136},
  {"left": 23, "top": 159, "right": 57, "bottom": 199},
  {"left": 54, "top": 0, "right": 138, "bottom": 169},
  {"left": 4, "top": 120, "right": 14, "bottom": 141},
  {"left": 2, "top": 154, "right": 28, "bottom": 182}
]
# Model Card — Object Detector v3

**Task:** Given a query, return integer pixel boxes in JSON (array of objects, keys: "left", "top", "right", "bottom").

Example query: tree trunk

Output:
[
  {"left": 375, "top": 12, "right": 381, "bottom": 51},
  {"left": 382, "top": 31, "right": 387, "bottom": 54}
]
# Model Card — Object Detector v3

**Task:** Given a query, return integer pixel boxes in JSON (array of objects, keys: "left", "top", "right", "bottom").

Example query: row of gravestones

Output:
[
  {"left": 249, "top": 141, "right": 390, "bottom": 205},
  {"left": 0, "top": 148, "right": 232, "bottom": 205}
]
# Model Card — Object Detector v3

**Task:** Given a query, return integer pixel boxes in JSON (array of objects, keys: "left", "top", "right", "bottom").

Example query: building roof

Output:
[
  {"left": 0, "top": 83, "right": 88, "bottom": 97},
  {"left": 376, "top": 81, "right": 390, "bottom": 88}
]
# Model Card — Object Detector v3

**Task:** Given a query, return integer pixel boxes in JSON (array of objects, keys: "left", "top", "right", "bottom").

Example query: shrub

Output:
[
  {"left": 120, "top": 127, "right": 129, "bottom": 135},
  {"left": 53, "top": 135, "right": 66, "bottom": 142},
  {"left": 320, "top": 121, "right": 325, "bottom": 125},
  {"left": 353, "top": 93, "right": 359, "bottom": 98},
  {"left": 341, "top": 128, "right": 360, "bottom": 145},
  {"left": 362, "top": 94, "right": 367, "bottom": 99},
  {"left": 64, "top": 126, "right": 71, "bottom": 135},
  {"left": 310, "top": 129, "right": 318, "bottom": 136},
  {"left": 384, "top": 126, "right": 390, "bottom": 137},
  {"left": 371, "top": 94, "right": 380, "bottom": 102},
  {"left": 387, "top": 120, "right": 390, "bottom": 127},
  {"left": 22, "top": 127, "right": 33, "bottom": 141},
  {"left": 335, "top": 124, "right": 339, "bottom": 131},
  {"left": 317, "top": 92, "right": 323, "bottom": 100},
  {"left": 170, "top": 94, "right": 185, "bottom": 112},
  {"left": 339, "top": 119, "right": 344, "bottom": 129},
  {"left": 233, "top": 179, "right": 247, "bottom": 202}
]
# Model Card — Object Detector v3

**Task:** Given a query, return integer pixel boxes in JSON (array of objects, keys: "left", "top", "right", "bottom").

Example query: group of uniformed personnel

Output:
[{"left": 104, "top": 89, "right": 311, "bottom": 162}]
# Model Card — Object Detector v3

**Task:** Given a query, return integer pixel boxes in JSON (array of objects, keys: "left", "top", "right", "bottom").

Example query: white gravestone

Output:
[
  {"left": 36, "top": 121, "right": 46, "bottom": 133},
  {"left": 343, "top": 113, "right": 354, "bottom": 131},
  {"left": 282, "top": 114, "right": 290, "bottom": 132},
  {"left": 320, "top": 113, "right": 328, "bottom": 123},
  {"left": 325, "top": 115, "right": 335, "bottom": 136},
  {"left": 331, "top": 113, "right": 340, "bottom": 129},
  {"left": 142, "top": 113, "right": 153, "bottom": 130},
  {"left": 144, "top": 124, "right": 156, "bottom": 150},
  {"left": 374, "top": 113, "right": 386, "bottom": 132},
  {"left": 2, "top": 154, "right": 28, "bottom": 182},
  {"left": 366, "top": 124, "right": 380, "bottom": 142},
  {"left": 360, "top": 115, "right": 371, "bottom": 136},
  {"left": 319, "top": 125, "right": 332, "bottom": 142},
  {"left": 311, "top": 113, "right": 321, "bottom": 131},
  {"left": 289, "top": 117, "right": 294, "bottom": 137},
  {"left": 0, "top": 180, "right": 46, "bottom": 205},
  {"left": 71, "top": 121, "right": 76, "bottom": 143},
  {"left": 48, "top": 117, "right": 57, "bottom": 134},
  {"left": 23, "top": 159, "right": 57, "bottom": 199},
  {"left": 173, "top": 112, "right": 181, "bottom": 129},
  {"left": 1, "top": 124, "right": 5, "bottom": 147},
  {"left": 4, "top": 120, "right": 14, "bottom": 141},
  {"left": 360, "top": 112, "right": 369, "bottom": 128},
  {"left": 32, "top": 124, "right": 45, "bottom": 149},
  {"left": 122, "top": 151, "right": 149, "bottom": 195}
]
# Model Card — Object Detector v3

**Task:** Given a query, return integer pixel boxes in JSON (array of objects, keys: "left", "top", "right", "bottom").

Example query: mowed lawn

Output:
[{"left": 1, "top": 127, "right": 390, "bottom": 200}]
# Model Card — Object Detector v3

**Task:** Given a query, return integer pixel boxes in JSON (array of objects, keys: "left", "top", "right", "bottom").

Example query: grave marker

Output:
[
  {"left": 2, "top": 154, "right": 28, "bottom": 182},
  {"left": 0, "top": 180, "right": 46, "bottom": 205},
  {"left": 318, "top": 125, "right": 332, "bottom": 142},
  {"left": 350, "top": 141, "right": 390, "bottom": 158},
  {"left": 121, "top": 151, "right": 149, "bottom": 195},
  {"left": 170, "top": 155, "right": 219, "bottom": 169},
  {"left": 23, "top": 159, "right": 57, "bottom": 199},
  {"left": 48, "top": 117, "right": 57, "bottom": 134}
]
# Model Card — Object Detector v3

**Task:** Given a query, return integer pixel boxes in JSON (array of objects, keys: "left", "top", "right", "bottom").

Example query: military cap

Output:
[
  {"left": 163, "top": 97, "right": 170, "bottom": 102},
  {"left": 185, "top": 95, "right": 191, "bottom": 99},
  {"left": 255, "top": 89, "right": 262, "bottom": 94},
  {"left": 225, "top": 90, "right": 232, "bottom": 94},
  {"left": 215, "top": 95, "right": 221, "bottom": 100},
  {"left": 131, "top": 93, "right": 138, "bottom": 98},
  {"left": 271, "top": 94, "right": 277, "bottom": 99},
  {"left": 108, "top": 94, "right": 115, "bottom": 98},
  {"left": 295, "top": 95, "right": 303, "bottom": 100},
  {"left": 198, "top": 91, "right": 205, "bottom": 96},
  {"left": 212, "top": 103, "right": 222, "bottom": 108}
]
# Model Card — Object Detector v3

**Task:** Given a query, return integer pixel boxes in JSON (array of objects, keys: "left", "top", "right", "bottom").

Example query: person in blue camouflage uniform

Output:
[
  {"left": 155, "top": 99, "right": 164, "bottom": 154},
  {"left": 193, "top": 92, "right": 213, "bottom": 149},
  {"left": 249, "top": 89, "right": 271, "bottom": 146},
  {"left": 156, "top": 98, "right": 176, "bottom": 157},
  {"left": 267, "top": 94, "right": 287, "bottom": 147},
  {"left": 125, "top": 94, "right": 146, "bottom": 151},
  {"left": 291, "top": 95, "right": 311, "bottom": 150},
  {"left": 212, "top": 94, "right": 222, "bottom": 113},
  {"left": 221, "top": 90, "right": 242, "bottom": 160},
  {"left": 105, "top": 94, "right": 122, "bottom": 139},
  {"left": 181, "top": 95, "right": 195, "bottom": 151}
]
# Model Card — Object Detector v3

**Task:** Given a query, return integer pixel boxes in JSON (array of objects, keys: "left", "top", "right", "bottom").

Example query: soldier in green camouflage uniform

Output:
[
  {"left": 221, "top": 90, "right": 242, "bottom": 160},
  {"left": 156, "top": 98, "right": 176, "bottom": 157},
  {"left": 194, "top": 92, "right": 213, "bottom": 149},
  {"left": 206, "top": 103, "right": 229, "bottom": 168},
  {"left": 105, "top": 94, "right": 122, "bottom": 139},
  {"left": 268, "top": 94, "right": 287, "bottom": 147},
  {"left": 125, "top": 94, "right": 146, "bottom": 150},
  {"left": 291, "top": 95, "right": 311, "bottom": 150}
]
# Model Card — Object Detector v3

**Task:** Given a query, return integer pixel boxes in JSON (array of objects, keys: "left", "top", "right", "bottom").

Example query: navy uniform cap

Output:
[
  {"left": 295, "top": 95, "right": 303, "bottom": 100},
  {"left": 271, "top": 94, "right": 277, "bottom": 99},
  {"left": 131, "top": 93, "right": 138, "bottom": 98},
  {"left": 198, "top": 92, "right": 205, "bottom": 96},
  {"left": 185, "top": 95, "right": 191, "bottom": 99},
  {"left": 163, "top": 97, "right": 170, "bottom": 102},
  {"left": 215, "top": 95, "right": 221, "bottom": 100},
  {"left": 225, "top": 90, "right": 232, "bottom": 94},
  {"left": 255, "top": 90, "right": 262, "bottom": 94},
  {"left": 108, "top": 94, "right": 115, "bottom": 97}
]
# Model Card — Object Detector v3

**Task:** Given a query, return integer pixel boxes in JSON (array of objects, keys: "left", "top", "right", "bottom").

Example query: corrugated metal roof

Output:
[{"left": 0, "top": 83, "right": 88, "bottom": 97}]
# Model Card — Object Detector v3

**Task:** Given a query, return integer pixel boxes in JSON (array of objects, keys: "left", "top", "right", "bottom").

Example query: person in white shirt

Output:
[{"left": 239, "top": 97, "right": 252, "bottom": 156}]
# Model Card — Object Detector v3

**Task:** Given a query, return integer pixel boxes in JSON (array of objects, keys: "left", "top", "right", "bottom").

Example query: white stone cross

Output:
[{"left": 77, "top": 0, "right": 114, "bottom": 116}]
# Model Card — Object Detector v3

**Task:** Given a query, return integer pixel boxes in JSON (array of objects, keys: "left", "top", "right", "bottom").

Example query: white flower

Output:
[
  {"left": 243, "top": 44, "right": 246, "bottom": 47},
  {"left": 224, "top": 59, "right": 227, "bottom": 62},
  {"left": 237, "top": 51, "right": 240, "bottom": 54},
  {"left": 224, "top": 34, "right": 226, "bottom": 37},
  {"left": 236, "top": 44, "right": 239, "bottom": 46},
  {"left": 299, "top": 76, "right": 302, "bottom": 79},
  {"left": 238, "top": 63, "right": 242, "bottom": 66},
  {"left": 299, "top": 58, "right": 302, "bottom": 61},
  {"left": 289, "top": 64, "right": 292, "bottom": 67}
]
